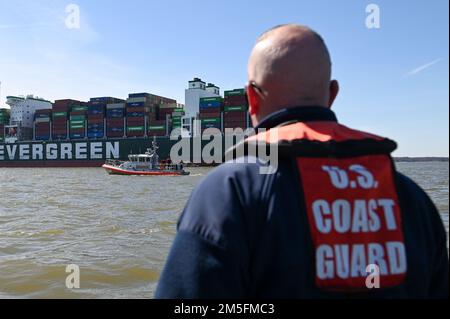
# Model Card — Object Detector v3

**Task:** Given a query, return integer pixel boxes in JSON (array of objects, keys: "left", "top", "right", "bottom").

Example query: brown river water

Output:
[{"left": 0, "top": 162, "right": 448, "bottom": 298}]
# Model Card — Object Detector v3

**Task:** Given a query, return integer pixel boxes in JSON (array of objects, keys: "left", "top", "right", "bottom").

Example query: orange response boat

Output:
[{"left": 102, "top": 140, "right": 189, "bottom": 176}]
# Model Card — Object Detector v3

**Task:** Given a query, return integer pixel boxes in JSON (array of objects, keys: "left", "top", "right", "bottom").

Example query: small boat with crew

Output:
[{"left": 102, "top": 140, "right": 189, "bottom": 176}]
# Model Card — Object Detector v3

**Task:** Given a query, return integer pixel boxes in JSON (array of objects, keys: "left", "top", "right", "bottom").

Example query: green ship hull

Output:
[{"left": 0, "top": 136, "right": 230, "bottom": 167}]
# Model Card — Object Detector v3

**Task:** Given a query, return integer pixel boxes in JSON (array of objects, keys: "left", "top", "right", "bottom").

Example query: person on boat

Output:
[
  {"left": 177, "top": 160, "right": 184, "bottom": 172},
  {"left": 165, "top": 157, "right": 173, "bottom": 170},
  {"left": 156, "top": 24, "right": 448, "bottom": 298}
]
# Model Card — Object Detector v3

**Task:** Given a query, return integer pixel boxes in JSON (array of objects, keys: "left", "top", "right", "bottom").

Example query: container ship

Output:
[{"left": 0, "top": 78, "right": 251, "bottom": 167}]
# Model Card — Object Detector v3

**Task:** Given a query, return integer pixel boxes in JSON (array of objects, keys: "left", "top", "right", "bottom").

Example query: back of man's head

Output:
[{"left": 247, "top": 24, "right": 339, "bottom": 125}]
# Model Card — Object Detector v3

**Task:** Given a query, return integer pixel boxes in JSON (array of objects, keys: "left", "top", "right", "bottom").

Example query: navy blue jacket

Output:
[{"left": 156, "top": 107, "right": 448, "bottom": 299}]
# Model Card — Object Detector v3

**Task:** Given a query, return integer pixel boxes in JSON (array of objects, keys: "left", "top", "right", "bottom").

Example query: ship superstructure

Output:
[
  {"left": 0, "top": 78, "right": 251, "bottom": 167},
  {"left": 5, "top": 95, "right": 52, "bottom": 143}
]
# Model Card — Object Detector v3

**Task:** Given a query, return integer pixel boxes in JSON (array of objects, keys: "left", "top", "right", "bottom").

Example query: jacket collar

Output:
[{"left": 255, "top": 106, "right": 338, "bottom": 130}]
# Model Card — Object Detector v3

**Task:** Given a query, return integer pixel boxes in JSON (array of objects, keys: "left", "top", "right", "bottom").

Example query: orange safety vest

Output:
[{"left": 239, "top": 121, "right": 407, "bottom": 292}]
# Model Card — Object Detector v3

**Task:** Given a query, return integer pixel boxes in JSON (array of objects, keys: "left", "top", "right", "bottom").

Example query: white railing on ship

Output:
[{"left": 105, "top": 159, "right": 123, "bottom": 166}]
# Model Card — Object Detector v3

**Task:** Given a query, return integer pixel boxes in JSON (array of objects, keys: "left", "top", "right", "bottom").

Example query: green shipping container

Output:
[
  {"left": 224, "top": 105, "right": 247, "bottom": 112},
  {"left": 70, "top": 125, "right": 85, "bottom": 129},
  {"left": 224, "top": 89, "right": 245, "bottom": 97},
  {"left": 149, "top": 125, "right": 165, "bottom": 130},
  {"left": 201, "top": 118, "right": 221, "bottom": 124},
  {"left": 71, "top": 106, "right": 88, "bottom": 112},
  {"left": 127, "top": 126, "right": 145, "bottom": 132},
  {"left": 70, "top": 115, "right": 86, "bottom": 121},
  {"left": 70, "top": 120, "right": 85, "bottom": 125},
  {"left": 200, "top": 97, "right": 222, "bottom": 103}
]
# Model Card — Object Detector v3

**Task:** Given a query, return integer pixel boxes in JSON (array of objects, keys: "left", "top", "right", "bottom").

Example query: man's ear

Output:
[
  {"left": 247, "top": 83, "right": 260, "bottom": 116},
  {"left": 328, "top": 80, "right": 339, "bottom": 108}
]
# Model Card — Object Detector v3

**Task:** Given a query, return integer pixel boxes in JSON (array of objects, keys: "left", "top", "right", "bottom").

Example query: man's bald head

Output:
[{"left": 247, "top": 24, "right": 338, "bottom": 123}]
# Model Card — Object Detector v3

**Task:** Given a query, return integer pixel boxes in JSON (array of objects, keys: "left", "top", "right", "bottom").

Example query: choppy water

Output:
[{"left": 0, "top": 162, "right": 448, "bottom": 298}]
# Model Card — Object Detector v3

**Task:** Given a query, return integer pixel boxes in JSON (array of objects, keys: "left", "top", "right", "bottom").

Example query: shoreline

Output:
[{"left": 394, "top": 157, "right": 449, "bottom": 163}]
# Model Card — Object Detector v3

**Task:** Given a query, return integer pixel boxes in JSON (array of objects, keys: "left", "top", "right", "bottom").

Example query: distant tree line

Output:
[{"left": 394, "top": 157, "right": 449, "bottom": 162}]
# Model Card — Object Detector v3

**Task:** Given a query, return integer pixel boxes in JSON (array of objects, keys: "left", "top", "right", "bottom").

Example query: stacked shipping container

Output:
[
  {"left": 171, "top": 108, "right": 184, "bottom": 131},
  {"left": 126, "top": 106, "right": 146, "bottom": 137},
  {"left": 87, "top": 102, "right": 105, "bottom": 139},
  {"left": 34, "top": 109, "right": 52, "bottom": 140},
  {"left": 158, "top": 103, "right": 177, "bottom": 121},
  {"left": 127, "top": 93, "right": 178, "bottom": 137},
  {"left": 199, "top": 97, "right": 222, "bottom": 133},
  {"left": 52, "top": 100, "right": 79, "bottom": 140},
  {"left": 128, "top": 94, "right": 154, "bottom": 130},
  {"left": 106, "top": 103, "right": 126, "bottom": 138},
  {"left": 126, "top": 98, "right": 147, "bottom": 138},
  {"left": 148, "top": 120, "right": 167, "bottom": 136},
  {"left": 88, "top": 97, "right": 123, "bottom": 139},
  {"left": 28, "top": 88, "right": 255, "bottom": 140},
  {"left": 223, "top": 89, "right": 248, "bottom": 131},
  {"left": 69, "top": 104, "right": 88, "bottom": 139}
]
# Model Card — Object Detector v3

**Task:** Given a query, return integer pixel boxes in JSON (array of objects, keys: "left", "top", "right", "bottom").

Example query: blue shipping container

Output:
[
  {"left": 52, "top": 134, "right": 67, "bottom": 139},
  {"left": 107, "top": 127, "right": 124, "bottom": 133},
  {"left": 88, "top": 131, "right": 103, "bottom": 136},
  {"left": 89, "top": 103, "right": 106, "bottom": 108},
  {"left": 88, "top": 110, "right": 104, "bottom": 116},
  {"left": 88, "top": 124, "right": 104, "bottom": 129},
  {"left": 200, "top": 106, "right": 222, "bottom": 111},
  {"left": 88, "top": 132, "right": 104, "bottom": 138},
  {"left": 88, "top": 130, "right": 104, "bottom": 133},
  {"left": 35, "top": 136, "right": 50, "bottom": 140},
  {"left": 106, "top": 110, "right": 125, "bottom": 118},
  {"left": 88, "top": 104, "right": 105, "bottom": 110},
  {"left": 126, "top": 112, "right": 145, "bottom": 117},
  {"left": 126, "top": 102, "right": 145, "bottom": 107},
  {"left": 200, "top": 101, "right": 222, "bottom": 108},
  {"left": 107, "top": 108, "right": 124, "bottom": 114},
  {"left": 106, "top": 114, "right": 124, "bottom": 119},
  {"left": 90, "top": 97, "right": 108, "bottom": 103},
  {"left": 70, "top": 133, "right": 85, "bottom": 139}
]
